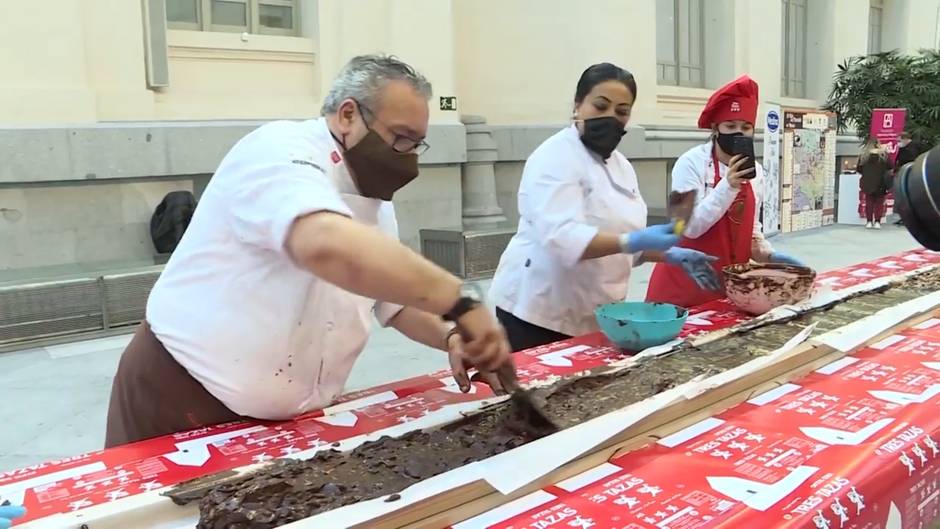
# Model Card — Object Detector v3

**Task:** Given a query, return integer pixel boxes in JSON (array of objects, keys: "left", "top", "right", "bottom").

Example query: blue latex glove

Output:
[
  {"left": 624, "top": 223, "right": 680, "bottom": 253},
  {"left": 665, "top": 248, "right": 722, "bottom": 291},
  {"left": 769, "top": 252, "right": 806, "bottom": 267},
  {"left": 0, "top": 505, "right": 26, "bottom": 529}
]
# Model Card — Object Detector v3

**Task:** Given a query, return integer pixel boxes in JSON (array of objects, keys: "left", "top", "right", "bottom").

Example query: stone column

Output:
[{"left": 461, "top": 115, "right": 506, "bottom": 227}]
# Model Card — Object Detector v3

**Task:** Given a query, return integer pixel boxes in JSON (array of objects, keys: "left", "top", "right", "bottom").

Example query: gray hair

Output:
[{"left": 320, "top": 55, "right": 432, "bottom": 115}]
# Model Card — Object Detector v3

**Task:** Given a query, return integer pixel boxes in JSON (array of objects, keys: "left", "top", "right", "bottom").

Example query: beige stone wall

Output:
[
  {"left": 6, "top": 0, "right": 936, "bottom": 126},
  {"left": 393, "top": 165, "right": 463, "bottom": 249},
  {"left": 883, "top": 0, "right": 940, "bottom": 54},
  {"left": 492, "top": 158, "right": 673, "bottom": 228},
  {"left": 0, "top": 1, "right": 99, "bottom": 123},
  {"left": 155, "top": 31, "right": 320, "bottom": 120},
  {"left": 0, "top": 180, "right": 193, "bottom": 271},
  {"left": 453, "top": 0, "right": 659, "bottom": 125},
  {"left": 494, "top": 162, "right": 526, "bottom": 225}
]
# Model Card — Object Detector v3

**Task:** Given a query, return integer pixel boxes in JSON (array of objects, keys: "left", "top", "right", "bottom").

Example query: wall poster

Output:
[
  {"left": 761, "top": 104, "right": 782, "bottom": 236},
  {"left": 780, "top": 109, "right": 837, "bottom": 233}
]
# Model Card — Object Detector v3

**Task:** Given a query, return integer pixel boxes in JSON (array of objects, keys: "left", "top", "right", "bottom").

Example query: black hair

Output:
[{"left": 574, "top": 63, "right": 638, "bottom": 104}]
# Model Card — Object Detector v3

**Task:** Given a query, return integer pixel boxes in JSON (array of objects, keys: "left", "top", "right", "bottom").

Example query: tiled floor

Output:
[{"left": 0, "top": 223, "right": 922, "bottom": 472}]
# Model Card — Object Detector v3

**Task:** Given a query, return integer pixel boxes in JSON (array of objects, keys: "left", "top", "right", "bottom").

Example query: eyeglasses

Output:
[{"left": 356, "top": 101, "right": 430, "bottom": 155}]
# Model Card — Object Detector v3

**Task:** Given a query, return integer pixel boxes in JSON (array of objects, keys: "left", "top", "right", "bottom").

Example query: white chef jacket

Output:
[
  {"left": 147, "top": 118, "right": 404, "bottom": 420},
  {"left": 672, "top": 142, "right": 773, "bottom": 261},
  {"left": 489, "top": 125, "right": 648, "bottom": 337}
]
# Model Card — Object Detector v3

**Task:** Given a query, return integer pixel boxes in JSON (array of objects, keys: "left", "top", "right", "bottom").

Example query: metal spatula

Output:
[
  {"left": 495, "top": 362, "right": 559, "bottom": 438},
  {"left": 457, "top": 325, "right": 558, "bottom": 438}
]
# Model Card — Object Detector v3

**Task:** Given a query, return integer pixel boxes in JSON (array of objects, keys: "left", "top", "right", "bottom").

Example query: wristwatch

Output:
[{"left": 443, "top": 283, "right": 483, "bottom": 322}]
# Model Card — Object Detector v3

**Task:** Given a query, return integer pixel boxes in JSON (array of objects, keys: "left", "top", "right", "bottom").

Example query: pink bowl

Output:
[{"left": 722, "top": 263, "right": 816, "bottom": 315}]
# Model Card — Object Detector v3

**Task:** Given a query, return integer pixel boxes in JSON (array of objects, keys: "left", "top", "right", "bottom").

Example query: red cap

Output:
[{"left": 697, "top": 75, "right": 759, "bottom": 129}]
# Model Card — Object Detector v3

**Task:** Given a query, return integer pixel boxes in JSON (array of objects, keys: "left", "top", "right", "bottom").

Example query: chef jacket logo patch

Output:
[
  {"left": 730, "top": 101, "right": 741, "bottom": 112},
  {"left": 330, "top": 151, "right": 342, "bottom": 164}
]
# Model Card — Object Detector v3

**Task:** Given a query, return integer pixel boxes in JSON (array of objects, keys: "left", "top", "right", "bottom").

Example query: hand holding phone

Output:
[
  {"left": 726, "top": 155, "right": 756, "bottom": 189},
  {"left": 731, "top": 135, "right": 757, "bottom": 178}
]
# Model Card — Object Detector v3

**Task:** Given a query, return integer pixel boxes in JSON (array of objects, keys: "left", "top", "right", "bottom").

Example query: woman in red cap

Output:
[{"left": 645, "top": 75, "right": 806, "bottom": 308}]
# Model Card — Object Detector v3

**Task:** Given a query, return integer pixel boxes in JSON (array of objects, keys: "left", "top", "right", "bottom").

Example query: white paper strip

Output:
[
  {"left": 871, "top": 334, "right": 907, "bottom": 350},
  {"left": 747, "top": 383, "right": 802, "bottom": 406},
  {"left": 633, "top": 339, "right": 685, "bottom": 360},
  {"left": 814, "top": 291, "right": 940, "bottom": 352},
  {"left": 707, "top": 465, "right": 819, "bottom": 511},
  {"left": 658, "top": 417, "right": 726, "bottom": 448},
  {"left": 814, "top": 356, "right": 860, "bottom": 375},
  {"left": 800, "top": 417, "right": 895, "bottom": 445},
  {"left": 554, "top": 463, "right": 623, "bottom": 492},
  {"left": 869, "top": 384, "right": 940, "bottom": 405},
  {"left": 680, "top": 323, "right": 818, "bottom": 401},
  {"left": 475, "top": 384, "right": 690, "bottom": 495}
]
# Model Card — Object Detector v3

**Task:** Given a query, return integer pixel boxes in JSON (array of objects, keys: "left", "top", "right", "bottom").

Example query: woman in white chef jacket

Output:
[{"left": 489, "top": 63, "right": 719, "bottom": 352}]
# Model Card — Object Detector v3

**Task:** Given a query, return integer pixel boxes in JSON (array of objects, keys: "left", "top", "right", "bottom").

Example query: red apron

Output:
[{"left": 646, "top": 150, "right": 756, "bottom": 308}]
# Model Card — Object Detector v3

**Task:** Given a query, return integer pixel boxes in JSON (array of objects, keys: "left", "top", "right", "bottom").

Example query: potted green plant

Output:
[{"left": 825, "top": 49, "right": 940, "bottom": 146}]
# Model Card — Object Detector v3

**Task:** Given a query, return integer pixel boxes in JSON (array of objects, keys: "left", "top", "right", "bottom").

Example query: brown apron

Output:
[{"left": 105, "top": 322, "right": 243, "bottom": 448}]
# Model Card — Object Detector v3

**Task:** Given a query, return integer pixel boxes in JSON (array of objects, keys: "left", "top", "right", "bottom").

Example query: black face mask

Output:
[
  {"left": 334, "top": 116, "right": 420, "bottom": 202},
  {"left": 715, "top": 131, "right": 744, "bottom": 156},
  {"left": 580, "top": 116, "right": 626, "bottom": 159}
]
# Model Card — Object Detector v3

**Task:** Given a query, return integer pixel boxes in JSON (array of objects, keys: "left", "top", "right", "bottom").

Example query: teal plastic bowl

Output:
[{"left": 595, "top": 302, "right": 689, "bottom": 351}]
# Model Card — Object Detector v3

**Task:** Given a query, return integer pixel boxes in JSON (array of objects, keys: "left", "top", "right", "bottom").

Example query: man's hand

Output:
[
  {"left": 448, "top": 304, "right": 514, "bottom": 394},
  {"left": 726, "top": 154, "right": 755, "bottom": 189},
  {"left": 446, "top": 331, "right": 506, "bottom": 394},
  {"left": 387, "top": 306, "right": 510, "bottom": 394},
  {"left": 454, "top": 305, "right": 512, "bottom": 372}
]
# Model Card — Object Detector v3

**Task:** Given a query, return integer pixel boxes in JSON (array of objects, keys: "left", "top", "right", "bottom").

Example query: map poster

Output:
[{"left": 781, "top": 109, "right": 837, "bottom": 233}]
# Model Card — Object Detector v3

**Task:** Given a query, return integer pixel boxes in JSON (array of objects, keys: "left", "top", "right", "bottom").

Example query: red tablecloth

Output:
[
  {"left": 456, "top": 316, "right": 940, "bottom": 529},
  {"left": 2, "top": 249, "right": 938, "bottom": 525}
]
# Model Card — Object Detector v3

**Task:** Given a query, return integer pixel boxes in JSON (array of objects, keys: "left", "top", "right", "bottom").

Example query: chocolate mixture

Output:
[{"left": 181, "top": 271, "right": 940, "bottom": 529}]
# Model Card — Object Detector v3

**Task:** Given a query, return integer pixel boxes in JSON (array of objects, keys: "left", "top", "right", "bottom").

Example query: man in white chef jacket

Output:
[{"left": 105, "top": 55, "right": 511, "bottom": 447}]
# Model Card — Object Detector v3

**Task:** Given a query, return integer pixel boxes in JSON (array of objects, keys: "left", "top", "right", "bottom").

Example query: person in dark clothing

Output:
[
  {"left": 893, "top": 133, "right": 924, "bottom": 225},
  {"left": 896, "top": 132, "right": 923, "bottom": 169},
  {"left": 857, "top": 141, "right": 893, "bottom": 229}
]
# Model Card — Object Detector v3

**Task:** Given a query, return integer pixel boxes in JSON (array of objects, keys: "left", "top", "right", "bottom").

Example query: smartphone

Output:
[{"left": 731, "top": 135, "right": 757, "bottom": 178}]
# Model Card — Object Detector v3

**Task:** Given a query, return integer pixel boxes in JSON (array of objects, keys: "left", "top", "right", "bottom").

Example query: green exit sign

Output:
[{"left": 440, "top": 96, "right": 457, "bottom": 111}]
